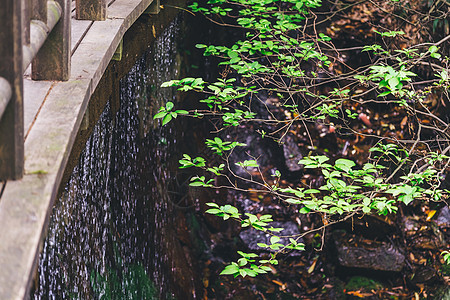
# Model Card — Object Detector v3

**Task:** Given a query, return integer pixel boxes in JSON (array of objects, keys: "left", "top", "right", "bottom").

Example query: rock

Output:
[
  {"left": 227, "top": 128, "right": 274, "bottom": 180},
  {"left": 332, "top": 230, "right": 405, "bottom": 272},
  {"left": 409, "top": 265, "right": 438, "bottom": 284},
  {"left": 404, "top": 217, "right": 420, "bottom": 232},
  {"left": 435, "top": 205, "right": 450, "bottom": 228},
  {"left": 282, "top": 134, "right": 303, "bottom": 172},
  {"left": 239, "top": 221, "right": 303, "bottom": 255}
]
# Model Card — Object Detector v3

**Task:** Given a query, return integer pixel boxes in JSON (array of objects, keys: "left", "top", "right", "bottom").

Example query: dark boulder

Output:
[
  {"left": 332, "top": 230, "right": 405, "bottom": 272},
  {"left": 239, "top": 221, "right": 303, "bottom": 256},
  {"left": 435, "top": 205, "right": 450, "bottom": 228},
  {"left": 282, "top": 134, "right": 303, "bottom": 172}
]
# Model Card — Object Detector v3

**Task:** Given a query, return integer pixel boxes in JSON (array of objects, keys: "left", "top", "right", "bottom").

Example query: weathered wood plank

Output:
[
  {"left": 31, "top": 0, "right": 71, "bottom": 81},
  {"left": 0, "top": 78, "right": 91, "bottom": 299},
  {"left": 70, "top": 18, "right": 123, "bottom": 83},
  {"left": 76, "top": 0, "right": 107, "bottom": 20},
  {"left": 0, "top": 0, "right": 24, "bottom": 180},
  {"left": 107, "top": 0, "right": 152, "bottom": 24},
  {"left": 71, "top": 19, "right": 93, "bottom": 54},
  {"left": 23, "top": 79, "right": 53, "bottom": 134}
]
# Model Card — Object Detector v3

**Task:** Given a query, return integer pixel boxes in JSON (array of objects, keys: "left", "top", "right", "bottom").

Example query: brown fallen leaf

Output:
[
  {"left": 400, "top": 116, "right": 408, "bottom": 129},
  {"left": 345, "top": 290, "right": 373, "bottom": 298},
  {"left": 426, "top": 210, "right": 436, "bottom": 221},
  {"left": 308, "top": 257, "right": 318, "bottom": 274}
]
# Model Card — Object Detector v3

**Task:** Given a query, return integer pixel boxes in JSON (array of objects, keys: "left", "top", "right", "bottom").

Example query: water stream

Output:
[{"left": 32, "top": 19, "right": 194, "bottom": 299}]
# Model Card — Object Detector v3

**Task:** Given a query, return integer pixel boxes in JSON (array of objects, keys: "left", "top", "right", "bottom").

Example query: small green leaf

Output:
[
  {"left": 428, "top": 45, "right": 438, "bottom": 54},
  {"left": 285, "top": 198, "right": 302, "bottom": 205},
  {"left": 175, "top": 110, "right": 189, "bottom": 115},
  {"left": 270, "top": 236, "right": 280, "bottom": 245},
  {"left": 166, "top": 102, "right": 174, "bottom": 110},
  {"left": 220, "top": 264, "right": 239, "bottom": 275},
  {"left": 162, "top": 113, "right": 173, "bottom": 125},
  {"left": 153, "top": 111, "right": 167, "bottom": 119},
  {"left": 205, "top": 208, "right": 222, "bottom": 214}
]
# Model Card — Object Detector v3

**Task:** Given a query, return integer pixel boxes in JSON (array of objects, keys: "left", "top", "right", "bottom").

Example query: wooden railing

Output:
[{"left": 0, "top": 0, "right": 107, "bottom": 180}]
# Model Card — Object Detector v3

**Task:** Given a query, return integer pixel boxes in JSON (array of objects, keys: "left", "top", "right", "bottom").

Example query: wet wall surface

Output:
[{"left": 31, "top": 19, "right": 199, "bottom": 299}]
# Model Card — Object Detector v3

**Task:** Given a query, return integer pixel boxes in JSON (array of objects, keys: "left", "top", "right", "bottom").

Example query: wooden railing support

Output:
[
  {"left": 0, "top": 78, "right": 12, "bottom": 120},
  {"left": 31, "top": 0, "right": 71, "bottom": 81},
  {"left": 22, "top": 0, "right": 31, "bottom": 45},
  {"left": 145, "top": 0, "right": 161, "bottom": 15},
  {"left": 33, "top": 0, "right": 48, "bottom": 22},
  {"left": 23, "top": 1, "right": 62, "bottom": 72},
  {"left": 0, "top": 0, "right": 24, "bottom": 180},
  {"left": 76, "top": 0, "right": 107, "bottom": 21}
]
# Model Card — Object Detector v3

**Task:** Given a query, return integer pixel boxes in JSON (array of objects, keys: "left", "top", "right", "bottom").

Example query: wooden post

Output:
[
  {"left": 0, "top": 0, "right": 24, "bottom": 180},
  {"left": 22, "top": 0, "right": 31, "bottom": 45},
  {"left": 31, "top": 0, "right": 71, "bottom": 81},
  {"left": 33, "top": 0, "right": 48, "bottom": 22},
  {"left": 145, "top": 0, "right": 161, "bottom": 15},
  {"left": 76, "top": 0, "right": 107, "bottom": 21}
]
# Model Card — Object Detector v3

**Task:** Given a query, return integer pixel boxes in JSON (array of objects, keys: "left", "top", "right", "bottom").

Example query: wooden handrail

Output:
[
  {"left": 0, "top": 0, "right": 110, "bottom": 179},
  {"left": 0, "top": 78, "right": 12, "bottom": 121}
]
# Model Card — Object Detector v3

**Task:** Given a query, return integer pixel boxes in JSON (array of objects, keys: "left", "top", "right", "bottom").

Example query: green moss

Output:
[
  {"left": 90, "top": 263, "right": 159, "bottom": 299},
  {"left": 345, "top": 276, "right": 383, "bottom": 292},
  {"left": 27, "top": 170, "right": 48, "bottom": 175},
  {"left": 441, "top": 263, "right": 450, "bottom": 276}
]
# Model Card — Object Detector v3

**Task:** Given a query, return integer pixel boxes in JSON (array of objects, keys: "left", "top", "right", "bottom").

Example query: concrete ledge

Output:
[{"left": 0, "top": 0, "right": 159, "bottom": 298}]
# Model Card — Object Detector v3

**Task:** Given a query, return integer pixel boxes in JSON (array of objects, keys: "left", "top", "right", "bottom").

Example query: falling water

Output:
[{"left": 32, "top": 18, "right": 195, "bottom": 299}]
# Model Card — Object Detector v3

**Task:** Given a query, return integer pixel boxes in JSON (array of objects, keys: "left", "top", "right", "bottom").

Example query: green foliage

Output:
[
  {"left": 442, "top": 251, "right": 450, "bottom": 265},
  {"left": 367, "top": 65, "right": 416, "bottom": 97},
  {"left": 155, "top": 0, "right": 449, "bottom": 279},
  {"left": 205, "top": 137, "right": 246, "bottom": 155},
  {"left": 153, "top": 101, "right": 188, "bottom": 125}
]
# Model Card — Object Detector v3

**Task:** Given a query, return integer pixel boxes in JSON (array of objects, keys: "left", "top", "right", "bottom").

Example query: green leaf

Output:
[
  {"left": 153, "top": 111, "right": 167, "bottom": 119},
  {"left": 238, "top": 258, "right": 247, "bottom": 266},
  {"left": 304, "top": 189, "right": 320, "bottom": 194},
  {"left": 431, "top": 52, "right": 441, "bottom": 59},
  {"left": 166, "top": 101, "right": 174, "bottom": 110},
  {"left": 189, "top": 181, "right": 204, "bottom": 187},
  {"left": 220, "top": 264, "right": 239, "bottom": 275},
  {"left": 270, "top": 236, "right": 280, "bottom": 244},
  {"left": 205, "top": 208, "right": 222, "bottom": 214},
  {"left": 388, "top": 77, "right": 400, "bottom": 90},
  {"left": 175, "top": 110, "right": 189, "bottom": 115},
  {"left": 285, "top": 198, "right": 302, "bottom": 205},
  {"left": 335, "top": 158, "right": 356, "bottom": 172},
  {"left": 428, "top": 45, "right": 438, "bottom": 54},
  {"left": 162, "top": 113, "right": 173, "bottom": 125}
]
